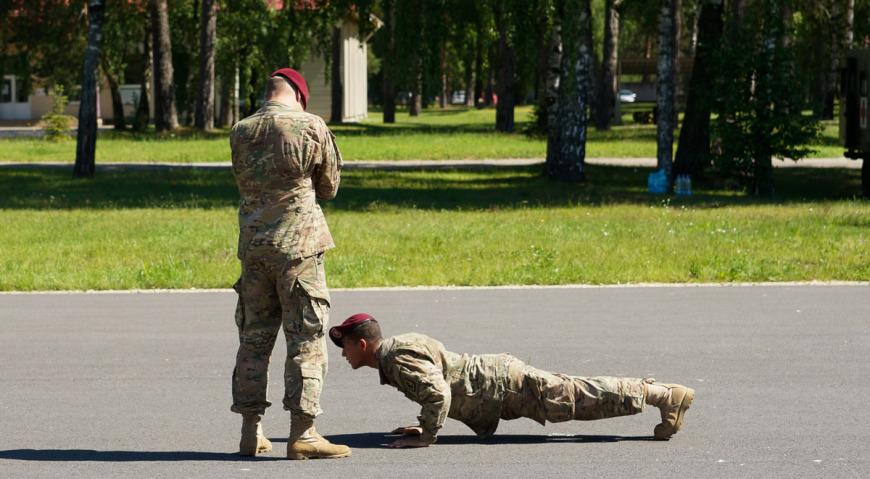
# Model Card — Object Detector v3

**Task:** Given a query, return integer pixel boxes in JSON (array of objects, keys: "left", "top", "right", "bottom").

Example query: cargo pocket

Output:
[
  {"left": 295, "top": 253, "right": 330, "bottom": 306},
  {"left": 298, "top": 366, "right": 324, "bottom": 414},
  {"left": 292, "top": 290, "right": 328, "bottom": 337}
]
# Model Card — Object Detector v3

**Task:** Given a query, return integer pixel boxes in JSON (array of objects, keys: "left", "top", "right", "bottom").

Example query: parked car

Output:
[
  {"left": 618, "top": 89, "right": 637, "bottom": 103},
  {"left": 450, "top": 90, "right": 467, "bottom": 105}
]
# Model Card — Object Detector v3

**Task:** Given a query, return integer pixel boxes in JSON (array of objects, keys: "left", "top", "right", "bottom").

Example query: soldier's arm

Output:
[
  {"left": 390, "top": 358, "right": 451, "bottom": 446},
  {"left": 312, "top": 122, "right": 342, "bottom": 201}
]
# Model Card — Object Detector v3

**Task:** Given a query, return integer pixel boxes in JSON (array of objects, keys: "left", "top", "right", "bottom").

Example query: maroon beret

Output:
[
  {"left": 329, "top": 313, "right": 376, "bottom": 348},
  {"left": 271, "top": 68, "right": 309, "bottom": 110}
]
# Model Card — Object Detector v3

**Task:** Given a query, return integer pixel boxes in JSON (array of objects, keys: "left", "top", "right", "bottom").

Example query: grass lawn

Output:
[
  {"left": 0, "top": 105, "right": 847, "bottom": 163},
  {"left": 1, "top": 165, "right": 866, "bottom": 291}
]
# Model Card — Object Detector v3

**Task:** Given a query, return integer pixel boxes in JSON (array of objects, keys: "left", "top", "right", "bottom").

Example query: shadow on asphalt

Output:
[
  {"left": 0, "top": 448, "right": 285, "bottom": 462},
  {"left": 319, "top": 432, "right": 654, "bottom": 449},
  {"left": 0, "top": 433, "right": 657, "bottom": 461}
]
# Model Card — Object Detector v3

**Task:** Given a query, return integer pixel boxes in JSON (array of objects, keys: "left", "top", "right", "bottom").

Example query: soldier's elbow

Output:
[{"left": 316, "top": 189, "right": 338, "bottom": 201}]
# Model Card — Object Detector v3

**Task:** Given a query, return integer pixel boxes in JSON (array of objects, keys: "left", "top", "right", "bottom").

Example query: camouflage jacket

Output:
[
  {"left": 230, "top": 101, "right": 342, "bottom": 260},
  {"left": 376, "top": 333, "right": 513, "bottom": 444}
]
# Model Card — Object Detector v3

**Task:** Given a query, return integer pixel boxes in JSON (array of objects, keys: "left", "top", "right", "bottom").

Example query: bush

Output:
[
  {"left": 40, "top": 86, "right": 76, "bottom": 142},
  {"left": 708, "top": 3, "right": 820, "bottom": 196}
]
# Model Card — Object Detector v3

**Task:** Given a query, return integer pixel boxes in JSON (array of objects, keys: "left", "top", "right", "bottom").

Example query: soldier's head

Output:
[
  {"left": 330, "top": 314, "right": 382, "bottom": 370},
  {"left": 267, "top": 68, "right": 309, "bottom": 110}
]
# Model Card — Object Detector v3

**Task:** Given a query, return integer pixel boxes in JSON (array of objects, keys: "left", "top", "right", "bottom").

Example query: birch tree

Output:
[
  {"left": 195, "top": 0, "right": 216, "bottom": 130},
  {"left": 655, "top": 0, "right": 678, "bottom": 190},
  {"left": 74, "top": 0, "right": 105, "bottom": 179},
  {"left": 151, "top": 0, "right": 177, "bottom": 132},
  {"left": 546, "top": 0, "right": 592, "bottom": 183},
  {"left": 595, "top": 0, "right": 620, "bottom": 131},
  {"left": 382, "top": 0, "right": 396, "bottom": 123}
]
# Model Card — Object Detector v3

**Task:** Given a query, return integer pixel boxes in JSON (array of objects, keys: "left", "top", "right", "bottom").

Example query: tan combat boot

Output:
[
  {"left": 287, "top": 420, "right": 351, "bottom": 460},
  {"left": 239, "top": 415, "right": 272, "bottom": 456},
  {"left": 645, "top": 383, "right": 695, "bottom": 440}
]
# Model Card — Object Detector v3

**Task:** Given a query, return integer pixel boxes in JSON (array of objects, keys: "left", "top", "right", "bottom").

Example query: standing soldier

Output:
[
  {"left": 329, "top": 314, "right": 694, "bottom": 448},
  {"left": 230, "top": 68, "right": 349, "bottom": 460}
]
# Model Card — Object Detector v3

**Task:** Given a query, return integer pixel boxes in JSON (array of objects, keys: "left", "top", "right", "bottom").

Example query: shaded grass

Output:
[
  {"left": 0, "top": 165, "right": 867, "bottom": 290},
  {"left": 0, "top": 105, "right": 847, "bottom": 162}
]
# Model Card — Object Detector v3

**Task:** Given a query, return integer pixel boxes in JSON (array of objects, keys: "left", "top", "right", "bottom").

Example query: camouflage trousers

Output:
[
  {"left": 501, "top": 357, "right": 648, "bottom": 425},
  {"left": 231, "top": 248, "right": 331, "bottom": 421}
]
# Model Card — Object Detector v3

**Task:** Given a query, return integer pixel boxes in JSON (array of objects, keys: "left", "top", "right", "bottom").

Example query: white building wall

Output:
[
  {"left": 341, "top": 20, "right": 368, "bottom": 123},
  {"left": 300, "top": 16, "right": 369, "bottom": 123}
]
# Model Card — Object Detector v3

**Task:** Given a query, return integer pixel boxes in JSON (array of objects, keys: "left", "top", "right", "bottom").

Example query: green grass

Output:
[
  {"left": 0, "top": 105, "right": 847, "bottom": 162},
  {"left": 1, "top": 165, "right": 866, "bottom": 291}
]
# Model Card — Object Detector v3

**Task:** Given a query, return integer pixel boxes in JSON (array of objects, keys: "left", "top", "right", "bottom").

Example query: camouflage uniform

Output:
[
  {"left": 230, "top": 100, "right": 342, "bottom": 421},
  {"left": 376, "top": 333, "right": 649, "bottom": 444}
]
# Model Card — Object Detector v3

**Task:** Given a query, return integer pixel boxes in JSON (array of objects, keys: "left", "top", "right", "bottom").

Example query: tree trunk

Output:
[
  {"left": 330, "top": 26, "right": 343, "bottom": 123},
  {"left": 729, "top": 0, "right": 745, "bottom": 44},
  {"left": 464, "top": 49, "right": 476, "bottom": 107},
  {"left": 134, "top": 19, "right": 152, "bottom": 132},
  {"left": 101, "top": 49, "right": 126, "bottom": 131},
  {"left": 545, "top": 20, "right": 562, "bottom": 128},
  {"left": 595, "top": 0, "right": 619, "bottom": 131},
  {"left": 409, "top": 1, "right": 424, "bottom": 117},
  {"left": 104, "top": 64, "right": 126, "bottom": 131},
  {"left": 845, "top": 0, "right": 855, "bottom": 48},
  {"left": 814, "top": 34, "right": 827, "bottom": 117},
  {"left": 752, "top": 0, "right": 784, "bottom": 197},
  {"left": 440, "top": 42, "right": 447, "bottom": 108},
  {"left": 546, "top": 0, "right": 592, "bottom": 183},
  {"left": 232, "top": 62, "right": 240, "bottom": 124},
  {"left": 642, "top": 36, "right": 652, "bottom": 83},
  {"left": 74, "top": 0, "right": 105, "bottom": 179},
  {"left": 219, "top": 79, "right": 232, "bottom": 127},
  {"left": 474, "top": 42, "right": 484, "bottom": 107},
  {"left": 689, "top": 2, "right": 700, "bottom": 56},
  {"left": 409, "top": 52, "right": 423, "bottom": 116},
  {"left": 656, "top": 0, "right": 678, "bottom": 190},
  {"left": 495, "top": 3, "right": 516, "bottom": 132},
  {"left": 245, "top": 66, "right": 259, "bottom": 117},
  {"left": 151, "top": 0, "right": 177, "bottom": 132},
  {"left": 383, "top": 0, "right": 396, "bottom": 123},
  {"left": 672, "top": 0, "right": 682, "bottom": 127},
  {"left": 195, "top": 0, "right": 216, "bottom": 130},
  {"left": 824, "top": 1, "right": 841, "bottom": 120},
  {"left": 674, "top": 0, "right": 723, "bottom": 178},
  {"left": 533, "top": 7, "right": 550, "bottom": 117}
]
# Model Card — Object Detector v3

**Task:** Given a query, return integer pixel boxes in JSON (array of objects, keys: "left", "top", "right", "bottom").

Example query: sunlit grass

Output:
[
  {"left": 0, "top": 105, "right": 846, "bottom": 163},
  {"left": 1, "top": 166, "right": 866, "bottom": 291}
]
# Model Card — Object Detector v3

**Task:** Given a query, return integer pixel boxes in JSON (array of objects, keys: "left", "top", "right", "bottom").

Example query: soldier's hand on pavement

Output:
[
  {"left": 386, "top": 437, "right": 429, "bottom": 448},
  {"left": 389, "top": 426, "right": 423, "bottom": 436}
]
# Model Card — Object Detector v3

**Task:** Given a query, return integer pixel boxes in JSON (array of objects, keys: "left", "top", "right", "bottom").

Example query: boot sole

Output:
[
  {"left": 239, "top": 437, "right": 272, "bottom": 456},
  {"left": 654, "top": 387, "right": 694, "bottom": 440},
  {"left": 287, "top": 451, "right": 352, "bottom": 460}
]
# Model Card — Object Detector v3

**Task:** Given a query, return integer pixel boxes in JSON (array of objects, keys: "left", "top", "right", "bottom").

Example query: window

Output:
[
  {"left": 1, "top": 79, "right": 11, "bottom": 103},
  {"left": 15, "top": 78, "right": 28, "bottom": 103}
]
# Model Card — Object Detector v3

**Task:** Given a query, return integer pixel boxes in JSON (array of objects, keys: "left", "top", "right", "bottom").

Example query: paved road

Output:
[{"left": 0, "top": 284, "right": 867, "bottom": 478}]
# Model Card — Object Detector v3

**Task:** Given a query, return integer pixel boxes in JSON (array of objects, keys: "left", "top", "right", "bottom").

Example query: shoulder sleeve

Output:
[
  {"left": 312, "top": 120, "right": 341, "bottom": 201},
  {"left": 390, "top": 351, "right": 451, "bottom": 444}
]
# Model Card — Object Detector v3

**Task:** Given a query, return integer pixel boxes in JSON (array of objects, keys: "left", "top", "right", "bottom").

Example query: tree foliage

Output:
[
  {"left": 0, "top": 0, "right": 88, "bottom": 95},
  {"left": 40, "top": 86, "right": 75, "bottom": 142},
  {"left": 708, "top": 0, "right": 820, "bottom": 195}
]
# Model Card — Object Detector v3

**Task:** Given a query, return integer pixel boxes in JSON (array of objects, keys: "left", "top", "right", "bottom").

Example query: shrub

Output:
[{"left": 41, "top": 86, "right": 76, "bottom": 142}]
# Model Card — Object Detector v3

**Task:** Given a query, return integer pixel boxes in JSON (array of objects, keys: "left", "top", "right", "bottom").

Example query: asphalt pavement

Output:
[{"left": 0, "top": 284, "right": 867, "bottom": 478}]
